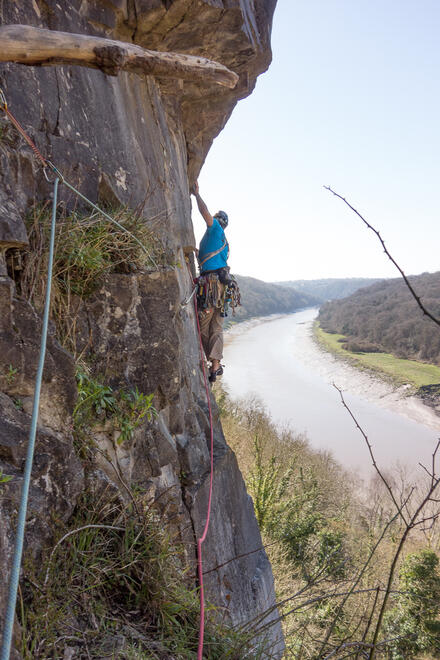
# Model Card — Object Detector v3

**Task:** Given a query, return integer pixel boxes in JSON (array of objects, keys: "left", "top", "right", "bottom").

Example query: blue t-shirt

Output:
[{"left": 199, "top": 218, "right": 229, "bottom": 273}]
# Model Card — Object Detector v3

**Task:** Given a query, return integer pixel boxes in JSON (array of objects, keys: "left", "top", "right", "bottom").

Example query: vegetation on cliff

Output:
[
  {"left": 218, "top": 390, "right": 440, "bottom": 658},
  {"left": 318, "top": 272, "right": 440, "bottom": 365},
  {"left": 19, "top": 484, "right": 268, "bottom": 659},
  {"left": 0, "top": 1, "right": 284, "bottom": 655},
  {"left": 15, "top": 373, "right": 272, "bottom": 659},
  {"left": 6, "top": 202, "right": 170, "bottom": 355}
]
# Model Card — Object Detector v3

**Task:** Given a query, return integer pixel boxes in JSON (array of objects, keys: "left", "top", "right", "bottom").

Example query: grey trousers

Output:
[{"left": 198, "top": 305, "right": 224, "bottom": 361}]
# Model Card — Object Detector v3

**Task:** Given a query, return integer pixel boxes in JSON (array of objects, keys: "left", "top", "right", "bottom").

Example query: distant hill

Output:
[
  {"left": 277, "top": 278, "right": 384, "bottom": 302},
  {"left": 231, "top": 275, "right": 318, "bottom": 322},
  {"left": 318, "top": 272, "right": 440, "bottom": 364}
]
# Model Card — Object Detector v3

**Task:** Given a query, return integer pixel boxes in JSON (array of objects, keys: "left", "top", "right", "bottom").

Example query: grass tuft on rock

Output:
[
  {"left": 19, "top": 486, "right": 269, "bottom": 659},
  {"left": 18, "top": 201, "right": 167, "bottom": 294},
  {"left": 7, "top": 202, "right": 170, "bottom": 353}
]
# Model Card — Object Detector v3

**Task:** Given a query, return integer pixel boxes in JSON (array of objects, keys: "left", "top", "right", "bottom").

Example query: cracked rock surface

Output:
[{"left": 0, "top": 1, "right": 284, "bottom": 656}]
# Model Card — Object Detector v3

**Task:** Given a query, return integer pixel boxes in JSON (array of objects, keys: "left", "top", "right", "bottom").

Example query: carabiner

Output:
[
  {"left": 43, "top": 160, "right": 64, "bottom": 184},
  {"left": 181, "top": 285, "right": 198, "bottom": 308}
]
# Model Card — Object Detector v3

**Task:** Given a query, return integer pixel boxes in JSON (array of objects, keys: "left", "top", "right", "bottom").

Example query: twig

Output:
[
  {"left": 322, "top": 634, "right": 409, "bottom": 660},
  {"left": 333, "top": 389, "right": 440, "bottom": 659},
  {"left": 324, "top": 186, "right": 440, "bottom": 328},
  {"left": 93, "top": 446, "right": 141, "bottom": 516},
  {"left": 361, "top": 586, "right": 381, "bottom": 645},
  {"left": 333, "top": 384, "right": 409, "bottom": 525},
  {"left": 250, "top": 586, "right": 390, "bottom": 639},
  {"left": 201, "top": 541, "right": 279, "bottom": 576},
  {"left": 317, "top": 502, "right": 403, "bottom": 656},
  {"left": 240, "top": 551, "right": 344, "bottom": 632}
]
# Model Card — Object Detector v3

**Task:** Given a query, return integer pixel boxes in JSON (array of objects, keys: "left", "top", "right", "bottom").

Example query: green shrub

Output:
[
  {"left": 74, "top": 368, "right": 156, "bottom": 446},
  {"left": 0, "top": 468, "right": 12, "bottom": 485},
  {"left": 383, "top": 549, "right": 440, "bottom": 659},
  {"left": 217, "top": 391, "right": 440, "bottom": 659}
]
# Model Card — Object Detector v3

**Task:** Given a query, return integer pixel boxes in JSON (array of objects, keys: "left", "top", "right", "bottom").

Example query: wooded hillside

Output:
[
  {"left": 278, "top": 277, "right": 383, "bottom": 302},
  {"left": 233, "top": 275, "right": 318, "bottom": 321},
  {"left": 318, "top": 272, "right": 440, "bottom": 364}
]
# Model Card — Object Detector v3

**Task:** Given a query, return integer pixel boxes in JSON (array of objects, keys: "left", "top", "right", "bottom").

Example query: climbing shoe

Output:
[{"left": 208, "top": 365, "right": 224, "bottom": 384}]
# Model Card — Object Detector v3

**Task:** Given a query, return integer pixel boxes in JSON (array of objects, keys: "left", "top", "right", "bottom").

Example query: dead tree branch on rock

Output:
[
  {"left": 0, "top": 25, "right": 239, "bottom": 89},
  {"left": 324, "top": 186, "right": 440, "bottom": 328}
]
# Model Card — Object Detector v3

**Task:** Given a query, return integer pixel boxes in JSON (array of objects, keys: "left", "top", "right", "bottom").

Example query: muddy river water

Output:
[{"left": 223, "top": 308, "right": 440, "bottom": 477}]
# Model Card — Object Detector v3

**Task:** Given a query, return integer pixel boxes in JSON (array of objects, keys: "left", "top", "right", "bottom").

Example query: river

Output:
[{"left": 223, "top": 308, "right": 440, "bottom": 477}]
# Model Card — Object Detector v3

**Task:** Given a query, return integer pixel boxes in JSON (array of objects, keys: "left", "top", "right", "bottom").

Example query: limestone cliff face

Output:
[{"left": 0, "top": 1, "right": 283, "bottom": 656}]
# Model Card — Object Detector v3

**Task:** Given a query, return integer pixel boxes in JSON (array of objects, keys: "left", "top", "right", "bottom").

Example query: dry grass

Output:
[
  {"left": 7, "top": 202, "right": 169, "bottom": 355},
  {"left": 20, "top": 483, "right": 271, "bottom": 659}
]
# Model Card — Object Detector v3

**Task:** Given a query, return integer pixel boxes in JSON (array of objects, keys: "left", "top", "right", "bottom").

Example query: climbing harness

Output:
[
  {"left": 196, "top": 270, "right": 241, "bottom": 317},
  {"left": 197, "top": 272, "right": 222, "bottom": 310},
  {"left": 0, "top": 176, "right": 60, "bottom": 660}
]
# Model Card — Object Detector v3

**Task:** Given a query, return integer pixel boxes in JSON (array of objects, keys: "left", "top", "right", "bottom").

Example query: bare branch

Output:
[
  {"left": 252, "top": 586, "right": 386, "bottom": 639},
  {"left": 369, "top": 481, "right": 440, "bottom": 657},
  {"left": 202, "top": 541, "right": 279, "bottom": 576},
  {"left": 361, "top": 586, "right": 381, "bottom": 645},
  {"left": 324, "top": 186, "right": 440, "bottom": 328},
  {"left": 333, "top": 384, "right": 409, "bottom": 524},
  {"left": 332, "top": 385, "right": 440, "bottom": 659},
  {"left": 323, "top": 635, "right": 414, "bottom": 660},
  {"left": 317, "top": 504, "right": 402, "bottom": 657}
]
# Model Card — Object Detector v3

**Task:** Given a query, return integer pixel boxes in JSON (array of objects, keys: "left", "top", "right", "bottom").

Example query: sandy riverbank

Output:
[{"left": 225, "top": 311, "right": 440, "bottom": 436}]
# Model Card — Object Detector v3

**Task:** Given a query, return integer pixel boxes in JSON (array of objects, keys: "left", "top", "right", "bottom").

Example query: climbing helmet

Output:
[{"left": 214, "top": 210, "right": 229, "bottom": 229}]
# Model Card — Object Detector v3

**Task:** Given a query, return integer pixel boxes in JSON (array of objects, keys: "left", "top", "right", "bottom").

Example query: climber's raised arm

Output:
[{"left": 191, "top": 181, "right": 213, "bottom": 227}]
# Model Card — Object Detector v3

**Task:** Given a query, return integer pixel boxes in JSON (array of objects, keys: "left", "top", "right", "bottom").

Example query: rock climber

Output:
[{"left": 191, "top": 180, "right": 230, "bottom": 383}]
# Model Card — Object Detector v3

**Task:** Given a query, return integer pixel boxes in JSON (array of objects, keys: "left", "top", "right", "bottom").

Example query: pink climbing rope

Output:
[{"left": 193, "top": 288, "right": 215, "bottom": 660}]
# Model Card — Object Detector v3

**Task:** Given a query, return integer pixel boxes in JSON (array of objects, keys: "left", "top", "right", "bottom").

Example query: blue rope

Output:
[{"left": 1, "top": 178, "right": 60, "bottom": 660}]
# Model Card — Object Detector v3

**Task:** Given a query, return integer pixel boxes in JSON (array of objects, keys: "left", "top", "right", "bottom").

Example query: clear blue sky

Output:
[{"left": 192, "top": 0, "right": 440, "bottom": 282}]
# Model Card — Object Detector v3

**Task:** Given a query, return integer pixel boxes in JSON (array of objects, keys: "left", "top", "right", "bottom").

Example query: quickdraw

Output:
[
  {"left": 196, "top": 272, "right": 240, "bottom": 317},
  {"left": 221, "top": 280, "right": 241, "bottom": 318}
]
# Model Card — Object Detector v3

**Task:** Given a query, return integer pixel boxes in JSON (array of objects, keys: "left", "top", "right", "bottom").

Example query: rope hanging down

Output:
[
  {"left": 0, "top": 90, "right": 156, "bottom": 659},
  {"left": 0, "top": 177, "right": 60, "bottom": 660},
  {"left": 1, "top": 88, "right": 216, "bottom": 660},
  {"left": 193, "top": 281, "right": 215, "bottom": 660}
]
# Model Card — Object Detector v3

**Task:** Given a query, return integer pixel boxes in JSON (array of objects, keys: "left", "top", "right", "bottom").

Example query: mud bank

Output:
[{"left": 223, "top": 309, "right": 440, "bottom": 475}]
